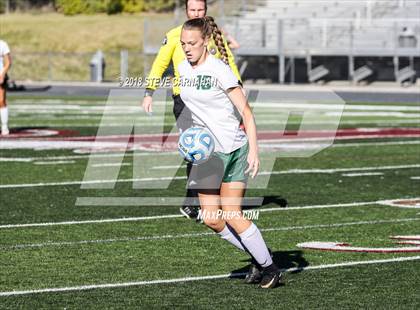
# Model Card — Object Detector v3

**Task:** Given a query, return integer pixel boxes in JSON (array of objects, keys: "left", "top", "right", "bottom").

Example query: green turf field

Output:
[{"left": 0, "top": 94, "right": 419, "bottom": 308}]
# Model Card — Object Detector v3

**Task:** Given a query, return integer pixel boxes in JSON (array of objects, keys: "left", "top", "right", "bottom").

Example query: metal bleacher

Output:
[{"left": 223, "top": 0, "right": 420, "bottom": 84}]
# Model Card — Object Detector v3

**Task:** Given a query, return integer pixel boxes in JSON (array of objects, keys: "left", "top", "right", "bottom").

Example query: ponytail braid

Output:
[
  {"left": 204, "top": 16, "right": 229, "bottom": 65},
  {"left": 182, "top": 16, "right": 229, "bottom": 66}
]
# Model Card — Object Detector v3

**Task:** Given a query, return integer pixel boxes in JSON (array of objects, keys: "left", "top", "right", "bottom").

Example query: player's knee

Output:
[{"left": 203, "top": 217, "right": 224, "bottom": 231}]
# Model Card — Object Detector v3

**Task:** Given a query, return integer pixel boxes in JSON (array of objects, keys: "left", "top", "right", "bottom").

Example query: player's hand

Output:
[
  {"left": 245, "top": 151, "right": 259, "bottom": 179},
  {"left": 142, "top": 96, "right": 153, "bottom": 114}
]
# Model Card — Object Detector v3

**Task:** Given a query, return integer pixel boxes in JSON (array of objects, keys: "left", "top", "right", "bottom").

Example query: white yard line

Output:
[
  {"left": 2, "top": 217, "right": 419, "bottom": 250},
  {"left": 8, "top": 120, "right": 420, "bottom": 127},
  {"left": 34, "top": 160, "right": 76, "bottom": 165},
  {"left": 91, "top": 163, "right": 131, "bottom": 167},
  {"left": 1, "top": 255, "right": 419, "bottom": 297},
  {"left": 0, "top": 158, "right": 33, "bottom": 162},
  {"left": 1, "top": 198, "right": 417, "bottom": 229},
  {"left": 0, "top": 152, "right": 177, "bottom": 163},
  {"left": 146, "top": 164, "right": 419, "bottom": 173},
  {"left": 11, "top": 102, "right": 420, "bottom": 112},
  {"left": 342, "top": 172, "right": 384, "bottom": 177},
  {"left": 327, "top": 112, "right": 420, "bottom": 117},
  {"left": 151, "top": 164, "right": 187, "bottom": 170},
  {"left": 0, "top": 176, "right": 187, "bottom": 189},
  {"left": 1, "top": 164, "right": 419, "bottom": 189},
  {"left": 332, "top": 140, "right": 420, "bottom": 147},
  {"left": 11, "top": 112, "right": 420, "bottom": 119},
  {"left": 0, "top": 214, "right": 183, "bottom": 229},
  {"left": 268, "top": 164, "right": 420, "bottom": 175},
  {"left": 1, "top": 140, "right": 419, "bottom": 163}
]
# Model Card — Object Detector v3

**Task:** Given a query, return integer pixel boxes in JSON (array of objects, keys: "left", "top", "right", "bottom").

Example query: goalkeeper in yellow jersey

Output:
[{"left": 142, "top": 0, "right": 243, "bottom": 221}]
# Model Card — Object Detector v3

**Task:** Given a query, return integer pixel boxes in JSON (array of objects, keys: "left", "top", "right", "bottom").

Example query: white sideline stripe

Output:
[
  {"left": 1, "top": 140, "right": 419, "bottom": 163},
  {"left": 0, "top": 198, "right": 416, "bottom": 229},
  {"left": 258, "top": 134, "right": 420, "bottom": 144},
  {"left": 74, "top": 197, "right": 264, "bottom": 207},
  {"left": 10, "top": 103, "right": 420, "bottom": 111},
  {"left": 0, "top": 163, "right": 415, "bottom": 189},
  {"left": 0, "top": 176, "right": 187, "bottom": 189},
  {"left": 332, "top": 140, "right": 420, "bottom": 148},
  {"left": 0, "top": 215, "right": 184, "bottom": 229},
  {"left": 34, "top": 160, "right": 76, "bottom": 165},
  {"left": 11, "top": 112, "right": 420, "bottom": 119},
  {"left": 3, "top": 217, "right": 419, "bottom": 250},
  {"left": 148, "top": 163, "right": 418, "bottom": 172},
  {"left": 0, "top": 158, "right": 33, "bottom": 162},
  {"left": 1, "top": 255, "right": 420, "bottom": 297},
  {"left": 91, "top": 163, "right": 131, "bottom": 167},
  {"left": 328, "top": 112, "right": 420, "bottom": 117},
  {"left": 9, "top": 120, "right": 420, "bottom": 127},
  {"left": 269, "top": 164, "right": 420, "bottom": 175},
  {"left": 0, "top": 152, "right": 177, "bottom": 163},
  {"left": 391, "top": 235, "right": 420, "bottom": 240},
  {"left": 411, "top": 176, "right": 420, "bottom": 180},
  {"left": 151, "top": 164, "right": 187, "bottom": 170},
  {"left": 342, "top": 172, "right": 384, "bottom": 177},
  {"left": 1, "top": 164, "right": 419, "bottom": 189}
]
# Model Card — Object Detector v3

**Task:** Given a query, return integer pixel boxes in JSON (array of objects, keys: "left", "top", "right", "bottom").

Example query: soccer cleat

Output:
[
  {"left": 179, "top": 205, "right": 200, "bottom": 221},
  {"left": 1, "top": 126, "right": 9, "bottom": 136},
  {"left": 244, "top": 259, "right": 262, "bottom": 284},
  {"left": 259, "top": 263, "right": 283, "bottom": 289},
  {"left": 244, "top": 248, "right": 273, "bottom": 284}
]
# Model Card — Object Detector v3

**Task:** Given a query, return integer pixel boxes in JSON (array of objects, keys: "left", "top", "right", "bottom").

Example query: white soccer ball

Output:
[{"left": 178, "top": 127, "right": 215, "bottom": 165}]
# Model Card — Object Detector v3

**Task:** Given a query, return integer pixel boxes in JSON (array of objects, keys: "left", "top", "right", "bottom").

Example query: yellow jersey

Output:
[{"left": 146, "top": 25, "right": 242, "bottom": 96}]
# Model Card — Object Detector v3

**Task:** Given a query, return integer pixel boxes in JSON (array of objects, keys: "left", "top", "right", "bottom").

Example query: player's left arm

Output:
[{"left": 227, "top": 87, "right": 259, "bottom": 178}]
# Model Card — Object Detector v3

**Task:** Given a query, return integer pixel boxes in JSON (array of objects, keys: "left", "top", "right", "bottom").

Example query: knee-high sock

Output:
[
  {"left": 0, "top": 107, "right": 8, "bottom": 126},
  {"left": 218, "top": 224, "right": 245, "bottom": 252},
  {"left": 239, "top": 223, "right": 273, "bottom": 268}
]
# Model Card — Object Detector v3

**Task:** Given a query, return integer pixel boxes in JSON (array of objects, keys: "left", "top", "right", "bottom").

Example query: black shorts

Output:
[
  {"left": 0, "top": 74, "right": 8, "bottom": 89},
  {"left": 187, "top": 143, "right": 249, "bottom": 194},
  {"left": 172, "top": 94, "right": 193, "bottom": 132},
  {"left": 187, "top": 154, "right": 225, "bottom": 195}
]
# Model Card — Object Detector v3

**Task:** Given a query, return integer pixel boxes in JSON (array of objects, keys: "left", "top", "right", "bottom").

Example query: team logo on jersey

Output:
[
  {"left": 209, "top": 47, "right": 217, "bottom": 55},
  {"left": 162, "top": 36, "right": 168, "bottom": 45}
]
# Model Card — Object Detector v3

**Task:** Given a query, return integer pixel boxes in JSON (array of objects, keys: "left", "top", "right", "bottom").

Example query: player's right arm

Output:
[{"left": 142, "top": 30, "right": 177, "bottom": 113}]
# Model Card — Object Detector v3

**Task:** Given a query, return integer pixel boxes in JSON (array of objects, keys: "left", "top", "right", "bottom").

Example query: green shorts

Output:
[
  {"left": 215, "top": 142, "right": 249, "bottom": 183},
  {"left": 188, "top": 142, "right": 249, "bottom": 192}
]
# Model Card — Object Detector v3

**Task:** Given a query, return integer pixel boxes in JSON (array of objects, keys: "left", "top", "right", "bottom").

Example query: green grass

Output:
[
  {"left": 0, "top": 13, "right": 165, "bottom": 53},
  {"left": 2, "top": 261, "right": 420, "bottom": 309},
  {"left": 0, "top": 95, "right": 419, "bottom": 308},
  {"left": 0, "top": 12, "right": 174, "bottom": 81}
]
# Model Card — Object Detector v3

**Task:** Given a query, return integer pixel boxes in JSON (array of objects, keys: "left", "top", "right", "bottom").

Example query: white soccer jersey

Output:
[
  {"left": 0, "top": 40, "right": 10, "bottom": 71},
  {"left": 178, "top": 55, "right": 247, "bottom": 153}
]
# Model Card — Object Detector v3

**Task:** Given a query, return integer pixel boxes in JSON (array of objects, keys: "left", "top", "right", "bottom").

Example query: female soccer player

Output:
[
  {"left": 0, "top": 39, "right": 11, "bottom": 136},
  {"left": 176, "top": 17, "right": 282, "bottom": 289},
  {"left": 142, "top": 0, "right": 242, "bottom": 220}
]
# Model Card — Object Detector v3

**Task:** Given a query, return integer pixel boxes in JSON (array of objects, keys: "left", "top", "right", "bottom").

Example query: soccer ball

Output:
[{"left": 178, "top": 127, "right": 215, "bottom": 165}]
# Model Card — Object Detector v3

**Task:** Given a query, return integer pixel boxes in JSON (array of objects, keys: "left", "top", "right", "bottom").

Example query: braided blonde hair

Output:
[{"left": 182, "top": 16, "right": 229, "bottom": 65}]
